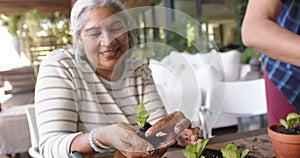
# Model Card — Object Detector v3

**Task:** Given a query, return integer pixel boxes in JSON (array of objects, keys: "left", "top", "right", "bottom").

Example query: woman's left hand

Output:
[{"left": 145, "top": 111, "right": 201, "bottom": 147}]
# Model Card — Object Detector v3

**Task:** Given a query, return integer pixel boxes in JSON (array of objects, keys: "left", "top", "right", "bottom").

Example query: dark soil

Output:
[
  {"left": 137, "top": 122, "right": 165, "bottom": 147},
  {"left": 202, "top": 148, "right": 256, "bottom": 158},
  {"left": 271, "top": 125, "right": 300, "bottom": 135}
]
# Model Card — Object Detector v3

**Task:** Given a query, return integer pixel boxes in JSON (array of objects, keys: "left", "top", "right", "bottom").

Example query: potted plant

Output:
[
  {"left": 220, "top": 143, "right": 249, "bottom": 158},
  {"left": 268, "top": 112, "right": 300, "bottom": 158},
  {"left": 183, "top": 139, "right": 209, "bottom": 158}
]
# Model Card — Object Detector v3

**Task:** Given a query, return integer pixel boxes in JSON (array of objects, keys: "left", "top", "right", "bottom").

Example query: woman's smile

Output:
[{"left": 99, "top": 47, "right": 121, "bottom": 59}]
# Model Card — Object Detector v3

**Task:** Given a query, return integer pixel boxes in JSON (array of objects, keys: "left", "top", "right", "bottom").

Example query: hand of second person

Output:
[{"left": 145, "top": 111, "right": 201, "bottom": 147}]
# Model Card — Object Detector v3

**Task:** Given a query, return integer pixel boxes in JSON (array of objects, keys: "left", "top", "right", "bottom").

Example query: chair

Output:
[
  {"left": 25, "top": 106, "right": 43, "bottom": 158},
  {"left": 214, "top": 78, "right": 267, "bottom": 132}
]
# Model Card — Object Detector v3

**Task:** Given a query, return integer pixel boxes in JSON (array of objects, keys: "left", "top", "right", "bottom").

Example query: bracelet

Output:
[
  {"left": 69, "top": 151, "right": 84, "bottom": 158},
  {"left": 93, "top": 135, "right": 110, "bottom": 149},
  {"left": 89, "top": 129, "right": 110, "bottom": 153}
]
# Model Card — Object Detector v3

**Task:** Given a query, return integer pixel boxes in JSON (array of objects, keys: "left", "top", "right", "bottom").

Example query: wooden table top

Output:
[{"left": 163, "top": 128, "right": 275, "bottom": 158}]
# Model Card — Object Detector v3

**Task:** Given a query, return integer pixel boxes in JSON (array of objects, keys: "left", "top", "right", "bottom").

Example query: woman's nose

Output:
[{"left": 100, "top": 31, "right": 116, "bottom": 47}]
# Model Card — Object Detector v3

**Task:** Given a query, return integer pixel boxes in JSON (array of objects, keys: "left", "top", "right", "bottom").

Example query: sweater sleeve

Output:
[
  {"left": 139, "top": 64, "right": 167, "bottom": 124},
  {"left": 35, "top": 50, "right": 82, "bottom": 158}
]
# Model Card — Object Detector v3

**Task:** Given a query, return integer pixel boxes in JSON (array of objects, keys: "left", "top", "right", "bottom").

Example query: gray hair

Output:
[{"left": 70, "top": 0, "right": 136, "bottom": 48}]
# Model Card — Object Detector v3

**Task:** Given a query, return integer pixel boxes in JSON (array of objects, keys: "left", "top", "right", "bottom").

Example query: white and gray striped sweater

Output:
[{"left": 35, "top": 48, "right": 167, "bottom": 157}]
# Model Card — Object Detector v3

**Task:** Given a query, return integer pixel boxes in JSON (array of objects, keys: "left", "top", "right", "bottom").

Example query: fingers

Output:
[
  {"left": 120, "top": 133, "right": 154, "bottom": 153},
  {"left": 150, "top": 139, "right": 177, "bottom": 158},
  {"left": 146, "top": 111, "right": 186, "bottom": 137},
  {"left": 174, "top": 118, "right": 191, "bottom": 134},
  {"left": 157, "top": 139, "right": 177, "bottom": 149},
  {"left": 145, "top": 112, "right": 177, "bottom": 137}
]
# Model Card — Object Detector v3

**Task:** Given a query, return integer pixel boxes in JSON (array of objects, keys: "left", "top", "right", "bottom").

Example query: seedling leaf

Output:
[
  {"left": 136, "top": 104, "right": 150, "bottom": 129},
  {"left": 280, "top": 112, "right": 300, "bottom": 129},
  {"left": 241, "top": 149, "right": 249, "bottom": 158},
  {"left": 220, "top": 148, "right": 239, "bottom": 158},
  {"left": 183, "top": 139, "right": 209, "bottom": 158},
  {"left": 221, "top": 143, "right": 249, "bottom": 158}
]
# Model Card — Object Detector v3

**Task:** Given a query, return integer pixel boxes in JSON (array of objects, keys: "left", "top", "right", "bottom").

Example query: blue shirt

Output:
[{"left": 261, "top": 0, "right": 300, "bottom": 111}]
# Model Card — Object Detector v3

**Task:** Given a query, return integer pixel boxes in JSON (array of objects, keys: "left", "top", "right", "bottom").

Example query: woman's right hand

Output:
[{"left": 93, "top": 123, "right": 174, "bottom": 158}]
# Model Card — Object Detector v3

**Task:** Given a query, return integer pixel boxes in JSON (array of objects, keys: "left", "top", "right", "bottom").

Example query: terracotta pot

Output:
[{"left": 268, "top": 123, "right": 300, "bottom": 158}]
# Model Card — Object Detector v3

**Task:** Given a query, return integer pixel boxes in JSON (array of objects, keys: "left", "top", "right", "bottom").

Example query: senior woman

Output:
[{"left": 34, "top": 0, "right": 201, "bottom": 157}]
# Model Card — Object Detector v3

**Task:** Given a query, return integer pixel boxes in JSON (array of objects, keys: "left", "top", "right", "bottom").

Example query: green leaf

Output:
[
  {"left": 221, "top": 148, "right": 239, "bottom": 158},
  {"left": 241, "top": 149, "right": 249, "bottom": 158},
  {"left": 287, "top": 113, "right": 300, "bottom": 120},
  {"left": 279, "top": 119, "right": 288, "bottom": 129},
  {"left": 221, "top": 143, "right": 249, "bottom": 158},
  {"left": 198, "top": 139, "right": 209, "bottom": 154},
  {"left": 225, "top": 144, "right": 238, "bottom": 151},
  {"left": 192, "top": 143, "right": 199, "bottom": 153},
  {"left": 136, "top": 104, "right": 150, "bottom": 129},
  {"left": 183, "top": 150, "right": 197, "bottom": 158},
  {"left": 280, "top": 112, "right": 300, "bottom": 129},
  {"left": 183, "top": 139, "right": 209, "bottom": 158}
]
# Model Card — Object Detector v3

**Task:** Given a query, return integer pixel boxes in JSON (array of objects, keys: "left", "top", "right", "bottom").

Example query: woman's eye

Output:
[
  {"left": 86, "top": 31, "right": 101, "bottom": 37},
  {"left": 90, "top": 32, "right": 101, "bottom": 36},
  {"left": 111, "top": 27, "right": 124, "bottom": 32}
]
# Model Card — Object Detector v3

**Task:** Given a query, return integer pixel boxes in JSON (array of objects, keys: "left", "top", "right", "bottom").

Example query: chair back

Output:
[
  {"left": 216, "top": 78, "right": 267, "bottom": 116},
  {"left": 25, "top": 106, "right": 42, "bottom": 158}
]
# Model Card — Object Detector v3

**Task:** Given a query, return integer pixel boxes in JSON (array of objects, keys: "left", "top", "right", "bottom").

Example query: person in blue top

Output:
[{"left": 242, "top": 0, "right": 300, "bottom": 125}]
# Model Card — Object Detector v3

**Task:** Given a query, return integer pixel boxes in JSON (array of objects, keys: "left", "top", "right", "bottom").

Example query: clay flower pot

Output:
[{"left": 268, "top": 123, "right": 300, "bottom": 158}]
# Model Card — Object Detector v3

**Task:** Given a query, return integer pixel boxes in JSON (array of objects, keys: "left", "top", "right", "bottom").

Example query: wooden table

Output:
[{"left": 163, "top": 128, "right": 276, "bottom": 158}]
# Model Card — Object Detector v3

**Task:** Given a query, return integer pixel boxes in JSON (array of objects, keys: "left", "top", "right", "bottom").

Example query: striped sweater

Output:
[{"left": 34, "top": 48, "right": 167, "bottom": 157}]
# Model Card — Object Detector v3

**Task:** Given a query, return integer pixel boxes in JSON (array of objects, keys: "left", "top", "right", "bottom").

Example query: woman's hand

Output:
[
  {"left": 93, "top": 123, "right": 174, "bottom": 158},
  {"left": 145, "top": 111, "right": 201, "bottom": 147}
]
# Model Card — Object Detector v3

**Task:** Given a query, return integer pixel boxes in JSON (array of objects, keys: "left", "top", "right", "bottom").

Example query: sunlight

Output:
[{"left": 0, "top": 26, "right": 23, "bottom": 71}]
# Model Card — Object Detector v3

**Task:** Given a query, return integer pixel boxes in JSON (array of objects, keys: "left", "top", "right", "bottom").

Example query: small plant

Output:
[
  {"left": 136, "top": 103, "right": 150, "bottom": 130},
  {"left": 183, "top": 139, "right": 209, "bottom": 158},
  {"left": 279, "top": 112, "right": 300, "bottom": 129},
  {"left": 220, "top": 144, "right": 249, "bottom": 158},
  {"left": 136, "top": 104, "right": 163, "bottom": 147}
]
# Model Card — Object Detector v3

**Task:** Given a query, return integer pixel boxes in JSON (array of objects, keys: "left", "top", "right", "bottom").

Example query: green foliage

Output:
[
  {"left": 183, "top": 139, "right": 209, "bottom": 158},
  {"left": 279, "top": 112, "right": 300, "bottom": 129},
  {"left": 25, "top": 9, "right": 43, "bottom": 43},
  {"left": 240, "top": 47, "right": 261, "bottom": 64},
  {"left": 136, "top": 104, "right": 150, "bottom": 129},
  {"left": 50, "top": 11, "right": 72, "bottom": 44},
  {"left": 220, "top": 144, "right": 249, "bottom": 158},
  {"left": 7, "top": 9, "right": 71, "bottom": 45},
  {"left": 8, "top": 14, "right": 21, "bottom": 36}
]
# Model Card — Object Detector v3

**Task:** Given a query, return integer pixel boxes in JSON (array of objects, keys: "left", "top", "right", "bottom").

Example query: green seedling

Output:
[
  {"left": 220, "top": 144, "right": 249, "bottom": 158},
  {"left": 136, "top": 104, "right": 150, "bottom": 129},
  {"left": 279, "top": 112, "right": 300, "bottom": 129},
  {"left": 183, "top": 139, "right": 209, "bottom": 158}
]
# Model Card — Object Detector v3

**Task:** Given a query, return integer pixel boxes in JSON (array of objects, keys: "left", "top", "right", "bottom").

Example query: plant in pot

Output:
[
  {"left": 183, "top": 139, "right": 209, "bottom": 158},
  {"left": 220, "top": 144, "right": 249, "bottom": 158},
  {"left": 268, "top": 112, "right": 300, "bottom": 158},
  {"left": 183, "top": 141, "right": 252, "bottom": 158}
]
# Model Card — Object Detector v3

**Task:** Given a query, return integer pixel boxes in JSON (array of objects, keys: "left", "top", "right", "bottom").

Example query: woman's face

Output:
[{"left": 80, "top": 7, "right": 129, "bottom": 73}]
